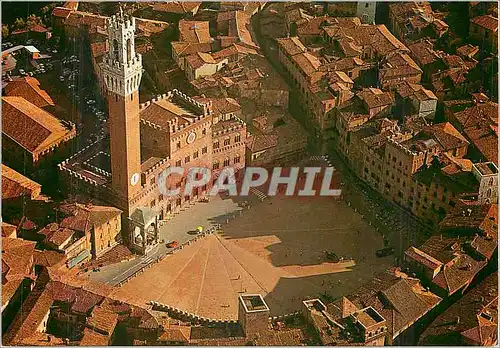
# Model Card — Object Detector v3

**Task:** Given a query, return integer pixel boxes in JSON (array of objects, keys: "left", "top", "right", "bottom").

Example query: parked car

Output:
[
  {"left": 376, "top": 247, "right": 394, "bottom": 258},
  {"left": 166, "top": 240, "right": 178, "bottom": 248}
]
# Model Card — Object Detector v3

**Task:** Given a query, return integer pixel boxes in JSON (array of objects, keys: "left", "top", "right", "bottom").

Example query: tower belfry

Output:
[{"left": 101, "top": 11, "right": 143, "bottom": 210}]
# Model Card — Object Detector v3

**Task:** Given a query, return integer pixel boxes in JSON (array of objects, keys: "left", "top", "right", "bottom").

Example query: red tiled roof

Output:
[
  {"left": 33, "top": 250, "right": 66, "bottom": 268},
  {"left": 2, "top": 237, "right": 36, "bottom": 308},
  {"left": 2, "top": 222, "right": 17, "bottom": 238},
  {"left": 52, "top": 7, "right": 72, "bottom": 19},
  {"left": 246, "top": 133, "right": 278, "bottom": 152},
  {"left": 158, "top": 325, "right": 191, "bottom": 343},
  {"left": 277, "top": 36, "right": 306, "bottom": 57},
  {"left": 47, "top": 227, "right": 75, "bottom": 247},
  {"left": 87, "top": 306, "right": 119, "bottom": 335},
  {"left": 178, "top": 20, "right": 211, "bottom": 44},
  {"left": 471, "top": 15, "right": 498, "bottom": 32},
  {"left": 2, "top": 96, "right": 75, "bottom": 155},
  {"left": 5, "top": 77, "right": 55, "bottom": 108},
  {"left": 59, "top": 203, "right": 122, "bottom": 233},
  {"left": 405, "top": 246, "right": 443, "bottom": 270},
  {"left": 79, "top": 328, "right": 110, "bottom": 346},
  {"left": 422, "top": 122, "right": 469, "bottom": 151},
  {"left": 171, "top": 41, "right": 212, "bottom": 57},
  {"left": 2, "top": 164, "right": 41, "bottom": 200},
  {"left": 408, "top": 39, "right": 439, "bottom": 66},
  {"left": 29, "top": 24, "right": 49, "bottom": 33},
  {"left": 90, "top": 41, "right": 108, "bottom": 58}
]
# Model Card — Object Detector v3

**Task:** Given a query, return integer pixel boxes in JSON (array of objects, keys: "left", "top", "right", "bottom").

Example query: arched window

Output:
[
  {"left": 489, "top": 178, "right": 494, "bottom": 185},
  {"left": 126, "top": 38, "right": 132, "bottom": 62},
  {"left": 113, "top": 39, "right": 119, "bottom": 61},
  {"left": 487, "top": 188, "right": 492, "bottom": 197}
]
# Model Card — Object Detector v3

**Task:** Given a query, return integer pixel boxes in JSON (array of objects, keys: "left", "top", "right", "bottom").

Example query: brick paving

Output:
[{"left": 114, "top": 191, "right": 392, "bottom": 320}]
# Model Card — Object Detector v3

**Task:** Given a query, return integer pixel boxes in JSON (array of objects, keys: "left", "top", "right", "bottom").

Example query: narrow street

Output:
[{"left": 251, "top": 10, "right": 434, "bottom": 260}]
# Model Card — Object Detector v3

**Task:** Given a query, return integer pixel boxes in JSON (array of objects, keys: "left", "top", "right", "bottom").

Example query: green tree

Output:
[
  {"left": 26, "top": 14, "right": 42, "bottom": 27},
  {"left": 13, "top": 18, "right": 26, "bottom": 31},
  {"left": 2, "top": 25, "right": 9, "bottom": 38}
]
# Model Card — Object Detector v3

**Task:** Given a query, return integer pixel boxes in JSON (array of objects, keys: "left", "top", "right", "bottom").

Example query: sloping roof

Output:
[
  {"left": 408, "top": 39, "right": 439, "bottom": 66},
  {"left": 2, "top": 237, "right": 36, "bottom": 308},
  {"left": 87, "top": 306, "right": 119, "bottom": 335},
  {"left": 327, "top": 296, "right": 359, "bottom": 319},
  {"left": 2, "top": 222, "right": 17, "bottom": 238},
  {"left": 420, "top": 273, "right": 497, "bottom": 346},
  {"left": 2, "top": 96, "right": 74, "bottom": 155},
  {"left": 348, "top": 268, "right": 441, "bottom": 339},
  {"left": 380, "top": 278, "right": 440, "bottom": 335},
  {"left": 5, "top": 77, "right": 55, "bottom": 108},
  {"left": 431, "top": 254, "right": 487, "bottom": 295},
  {"left": 59, "top": 203, "right": 122, "bottom": 233},
  {"left": 405, "top": 246, "right": 443, "bottom": 270},
  {"left": 159, "top": 325, "right": 191, "bottom": 342},
  {"left": 192, "top": 96, "right": 241, "bottom": 116},
  {"left": 33, "top": 250, "right": 66, "bottom": 268},
  {"left": 471, "top": 15, "right": 498, "bottom": 32},
  {"left": 277, "top": 36, "right": 306, "bottom": 57},
  {"left": 130, "top": 206, "right": 157, "bottom": 226},
  {"left": 52, "top": 6, "right": 72, "bottom": 19},
  {"left": 246, "top": 133, "right": 278, "bottom": 152},
  {"left": 171, "top": 41, "right": 213, "bottom": 57},
  {"left": 178, "top": 20, "right": 211, "bottom": 43},
  {"left": 422, "top": 122, "right": 469, "bottom": 151},
  {"left": 357, "top": 88, "right": 395, "bottom": 109},
  {"left": 2, "top": 164, "right": 41, "bottom": 200},
  {"left": 79, "top": 328, "right": 110, "bottom": 346},
  {"left": 47, "top": 227, "right": 75, "bottom": 247}
]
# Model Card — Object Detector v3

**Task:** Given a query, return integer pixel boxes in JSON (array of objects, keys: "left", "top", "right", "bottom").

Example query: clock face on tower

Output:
[
  {"left": 131, "top": 173, "right": 140, "bottom": 186},
  {"left": 187, "top": 131, "right": 196, "bottom": 144}
]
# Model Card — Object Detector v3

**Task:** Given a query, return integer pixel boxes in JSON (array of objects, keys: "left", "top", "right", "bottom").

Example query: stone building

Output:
[
  {"left": 59, "top": 11, "right": 247, "bottom": 253},
  {"left": 469, "top": 15, "right": 498, "bottom": 52},
  {"left": 2, "top": 96, "right": 76, "bottom": 170},
  {"left": 472, "top": 162, "right": 498, "bottom": 204},
  {"left": 237, "top": 294, "right": 270, "bottom": 338}
]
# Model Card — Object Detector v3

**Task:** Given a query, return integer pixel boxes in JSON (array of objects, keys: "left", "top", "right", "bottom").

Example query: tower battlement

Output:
[{"left": 100, "top": 9, "right": 142, "bottom": 97}]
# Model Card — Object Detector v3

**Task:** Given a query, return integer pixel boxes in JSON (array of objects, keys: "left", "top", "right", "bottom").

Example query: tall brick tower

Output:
[{"left": 100, "top": 9, "right": 142, "bottom": 210}]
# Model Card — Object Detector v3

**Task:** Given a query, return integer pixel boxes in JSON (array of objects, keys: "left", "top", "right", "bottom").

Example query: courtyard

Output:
[{"left": 111, "top": 187, "right": 392, "bottom": 320}]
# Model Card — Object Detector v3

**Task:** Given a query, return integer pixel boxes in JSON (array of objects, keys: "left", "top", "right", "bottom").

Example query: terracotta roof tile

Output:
[
  {"left": 408, "top": 39, "right": 440, "bottom": 66},
  {"left": 471, "top": 15, "right": 498, "bottom": 32},
  {"left": 2, "top": 222, "right": 17, "bottom": 238},
  {"left": 33, "top": 249, "right": 67, "bottom": 268},
  {"left": 52, "top": 7, "right": 72, "bottom": 19},
  {"left": 405, "top": 246, "right": 443, "bottom": 270},
  {"left": 171, "top": 41, "right": 213, "bottom": 57},
  {"left": 277, "top": 36, "right": 306, "bottom": 57},
  {"left": 59, "top": 203, "right": 122, "bottom": 233},
  {"left": 2, "top": 96, "right": 75, "bottom": 155},
  {"left": 246, "top": 133, "right": 278, "bottom": 152},
  {"left": 79, "top": 328, "right": 110, "bottom": 346},
  {"left": 87, "top": 306, "right": 119, "bottom": 335},
  {"left": 159, "top": 325, "right": 191, "bottom": 343},
  {"left": 2, "top": 164, "right": 41, "bottom": 200},
  {"left": 5, "top": 77, "right": 55, "bottom": 108},
  {"left": 421, "top": 122, "right": 469, "bottom": 151},
  {"left": 179, "top": 20, "right": 211, "bottom": 43},
  {"left": 47, "top": 227, "right": 75, "bottom": 247}
]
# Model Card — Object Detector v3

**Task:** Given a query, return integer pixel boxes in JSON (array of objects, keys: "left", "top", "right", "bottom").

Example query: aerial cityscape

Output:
[{"left": 1, "top": 1, "right": 498, "bottom": 346}]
